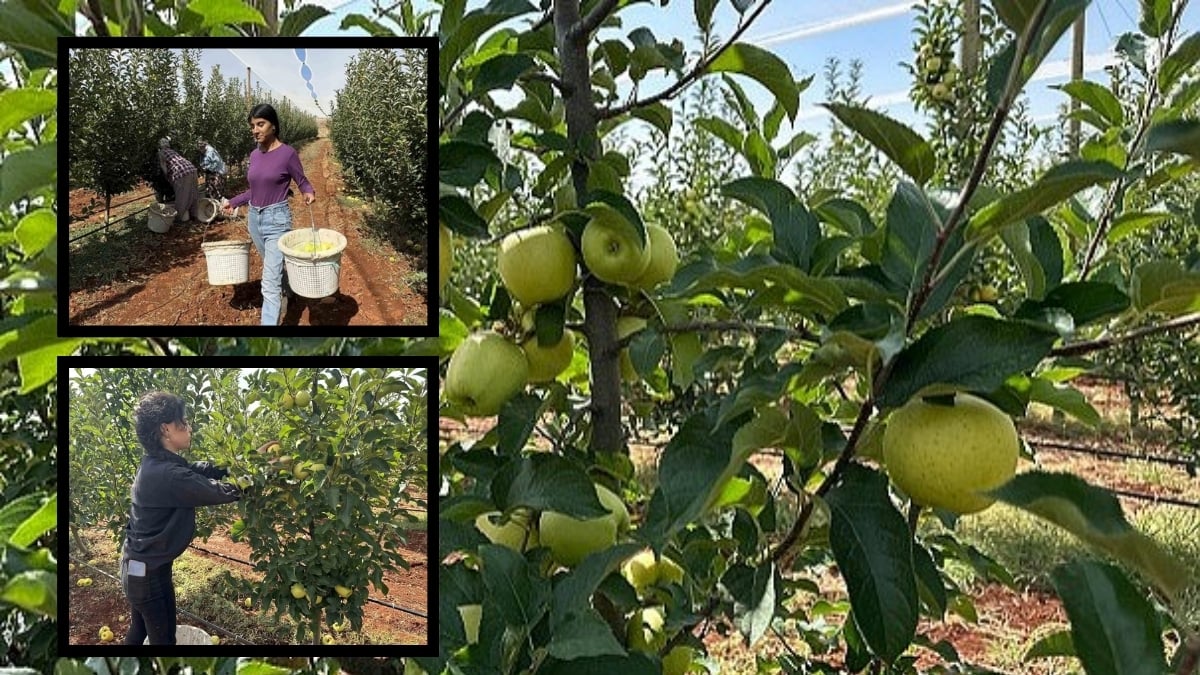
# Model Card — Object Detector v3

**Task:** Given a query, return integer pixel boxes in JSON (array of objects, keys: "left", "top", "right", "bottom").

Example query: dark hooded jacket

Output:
[{"left": 122, "top": 449, "right": 241, "bottom": 571}]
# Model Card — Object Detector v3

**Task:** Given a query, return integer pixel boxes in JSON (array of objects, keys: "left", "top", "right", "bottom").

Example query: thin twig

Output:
[
  {"left": 657, "top": 320, "right": 818, "bottom": 343},
  {"left": 905, "top": 0, "right": 1054, "bottom": 331},
  {"left": 600, "top": 0, "right": 774, "bottom": 119},
  {"left": 1050, "top": 312, "right": 1200, "bottom": 357},
  {"left": 569, "top": 0, "right": 618, "bottom": 40},
  {"left": 1081, "top": 0, "right": 1192, "bottom": 276}
]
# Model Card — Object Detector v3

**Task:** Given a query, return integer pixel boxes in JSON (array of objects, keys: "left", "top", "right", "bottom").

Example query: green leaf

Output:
[
  {"left": 722, "top": 561, "right": 779, "bottom": 645},
  {"left": 490, "top": 454, "right": 609, "bottom": 520},
  {"left": 1131, "top": 260, "right": 1200, "bottom": 314},
  {"left": 1159, "top": 33, "right": 1200, "bottom": 93},
  {"left": 0, "top": 570, "right": 56, "bottom": 618},
  {"left": 19, "top": 335, "right": 84, "bottom": 393},
  {"left": 1052, "top": 560, "right": 1167, "bottom": 675},
  {"left": 540, "top": 653, "right": 658, "bottom": 675},
  {"left": 547, "top": 608, "right": 626, "bottom": 660},
  {"left": 993, "top": 0, "right": 1041, "bottom": 33},
  {"left": 15, "top": 209, "right": 55, "bottom": 257},
  {"left": 912, "top": 542, "right": 947, "bottom": 619},
  {"left": 439, "top": 194, "right": 489, "bottom": 238},
  {"left": 823, "top": 104, "right": 936, "bottom": 185},
  {"left": 9, "top": 494, "right": 55, "bottom": 547},
  {"left": 278, "top": 4, "right": 329, "bottom": 36},
  {"left": 1024, "top": 628, "right": 1076, "bottom": 660},
  {"left": 1054, "top": 80, "right": 1124, "bottom": 128},
  {"left": 473, "top": 53, "right": 535, "bottom": 95},
  {"left": 440, "top": 140, "right": 501, "bottom": 187},
  {"left": 1144, "top": 119, "right": 1200, "bottom": 161},
  {"left": 993, "top": 471, "right": 1192, "bottom": 599},
  {"left": 0, "top": 142, "right": 56, "bottom": 206},
  {"left": 880, "top": 316, "right": 1060, "bottom": 409},
  {"left": 825, "top": 465, "right": 918, "bottom": 662},
  {"left": 0, "top": 0, "right": 62, "bottom": 68},
  {"left": 338, "top": 13, "right": 394, "bottom": 36},
  {"left": 694, "top": 0, "right": 718, "bottom": 28},
  {"left": 479, "top": 544, "right": 551, "bottom": 636},
  {"left": 0, "top": 89, "right": 56, "bottom": 137},
  {"left": 628, "top": 328, "right": 665, "bottom": 377},
  {"left": 707, "top": 43, "right": 799, "bottom": 121},
  {"left": 1015, "top": 281, "right": 1130, "bottom": 328},
  {"left": 644, "top": 410, "right": 739, "bottom": 548},
  {"left": 721, "top": 177, "right": 820, "bottom": 271},
  {"left": 1106, "top": 210, "right": 1172, "bottom": 244},
  {"left": 1138, "top": 0, "right": 1173, "bottom": 38},
  {"left": 550, "top": 543, "right": 642, "bottom": 630},
  {"left": 440, "top": 0, "right": 537, "bottom": 86},
  {"left": 496, "top": 392, "right": 543, "bottom": 455},
  {"left": 630, "top": 102, "right": 672, "bottom": 138},
  {"left": 879, "top": 181, "right": 939, "bottom": 290},
  {"left": 968, "top": 161, "right": 1123, "bottom": 240},
  {"left": 0, "top": 495, "right": 45, "bottom": 544},
  {"left": 186, "top": 0, "right": 266, "bottom": 28},
  {"left": 696, "top": 116, "right": 743, "bottom": 153},
  {"left": 674, "top": 255, "right": 848, "bottom": 320},
  {"left": 1008, "top": 375, "right": 1102, "bottom": 427}
]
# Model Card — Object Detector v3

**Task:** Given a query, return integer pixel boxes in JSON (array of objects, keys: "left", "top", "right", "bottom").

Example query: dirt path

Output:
[{"left": 67, "top": 124, "right": 428, "bottom": 327}]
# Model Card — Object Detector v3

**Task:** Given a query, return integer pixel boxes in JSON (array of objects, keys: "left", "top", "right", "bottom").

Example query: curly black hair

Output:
[{"left": 133, "top": 391, "right": 186, "bottom": 454}]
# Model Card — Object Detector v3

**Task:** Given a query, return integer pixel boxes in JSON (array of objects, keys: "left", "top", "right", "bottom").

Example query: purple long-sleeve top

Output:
[{"left": 226, "top": 143, "right": 314, "bottom": 208}]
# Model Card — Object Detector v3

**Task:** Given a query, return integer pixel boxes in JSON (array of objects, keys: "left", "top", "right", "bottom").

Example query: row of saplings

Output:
[
  {"left": 438, "top": 205, "right": 680, "bottom": 416},
  {"left": 438, "top": 219, "right": 1025, "bottom": 670}
]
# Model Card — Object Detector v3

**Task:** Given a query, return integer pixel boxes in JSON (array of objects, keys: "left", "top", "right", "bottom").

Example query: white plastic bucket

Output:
[
  {"left": 278, "top": 229, "right": 347, "bottom": 298},
  {"left": 147, "top": 203, "right": 176, "bottom": 233},
  {"left": 194, "top": 198, "right": 220, "bottom": 224},
  {"left": 143, "top": 625, "right": 212, "bottom": 645},
  {"left": 201, "top": 240, "right": 251, "bottom": 285}
]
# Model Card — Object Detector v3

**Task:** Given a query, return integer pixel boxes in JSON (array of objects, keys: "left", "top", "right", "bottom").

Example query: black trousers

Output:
[{"left": 121, "top": 557, "right": 176, "bottom": 645}]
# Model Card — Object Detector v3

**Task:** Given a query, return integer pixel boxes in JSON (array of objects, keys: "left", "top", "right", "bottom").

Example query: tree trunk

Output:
[{"left": 554, "top": 0, "right": 626, "bottom": 455}]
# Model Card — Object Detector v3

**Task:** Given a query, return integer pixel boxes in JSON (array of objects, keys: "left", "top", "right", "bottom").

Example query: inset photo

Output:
[
  {"left": 60, "top": 38, "right": 435, "bottom": 335},
  {"left": 60, "top": 358, "right": 436, "bottom": 655}
]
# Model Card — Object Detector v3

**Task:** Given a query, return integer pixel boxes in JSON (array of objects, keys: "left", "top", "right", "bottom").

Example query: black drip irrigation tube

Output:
[
  {"left": 1028, "top": 436, "right": 1199, "bottom": 474},
  {"left": 186, "top": 543, "right": 429, "bottom": 620},
  {"left": 69, "top": 557, "right": 255, "bottom": 645},
  {"left": 68, "top": 205, "right": 153, "bottom": 243}
]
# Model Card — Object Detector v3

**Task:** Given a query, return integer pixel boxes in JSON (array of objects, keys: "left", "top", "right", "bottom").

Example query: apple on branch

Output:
[
  {"left": 498, "top": 225, "right": 578, "bottom": 306},
  {"left": 883, "top": 392, "right": 1019, "bottom": 514},
  {"left": 445, "top": 331, "right": 530, "bottom": 417},
  {"left": 581, "top": 204, "right": 651, "bottom": 285}
]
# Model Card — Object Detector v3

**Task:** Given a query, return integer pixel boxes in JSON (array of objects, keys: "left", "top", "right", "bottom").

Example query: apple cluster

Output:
[
  {"left": 443, "top": 212, "right": 680, "bottom": 417},
  {"left": 465, "top": 485, "right": 698, "bottom": 671},
  {"left": 917, "top": 42, "right": 958, "bottom": 105}
]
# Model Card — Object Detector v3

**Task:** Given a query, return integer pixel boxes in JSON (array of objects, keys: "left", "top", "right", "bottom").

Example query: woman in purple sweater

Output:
[{"left": 222, "top": 103, "right": 315, "bottom": 325}]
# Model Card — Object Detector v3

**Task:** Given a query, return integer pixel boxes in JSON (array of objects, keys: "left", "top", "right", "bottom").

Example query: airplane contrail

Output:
[{"left": 752, "top": 2, "right": 917, "bottom": 47}]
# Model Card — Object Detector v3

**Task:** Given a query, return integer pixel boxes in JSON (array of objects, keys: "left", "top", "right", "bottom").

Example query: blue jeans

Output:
[
  {"left": 121, "top": 557, "right": 176, "bottom": 645},
  {"left": 247, "top": 200, "right": 292, "bottom": 325}
]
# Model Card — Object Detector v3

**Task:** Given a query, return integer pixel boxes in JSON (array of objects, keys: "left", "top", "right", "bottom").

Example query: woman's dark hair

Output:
[
  {"left": 134, "top": 391, "right": 186, "bottom": 454},
  {"left": 248, "top": 103, "right": 281, "bottom": 140}
]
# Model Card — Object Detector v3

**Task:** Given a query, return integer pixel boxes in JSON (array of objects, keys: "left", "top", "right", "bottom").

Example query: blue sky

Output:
[
  {"left": 195, "top": 47, "right": 358, "bottom": 117},
  {"left": 409, "top": 0, "right": 1200, "bottom": 137}
]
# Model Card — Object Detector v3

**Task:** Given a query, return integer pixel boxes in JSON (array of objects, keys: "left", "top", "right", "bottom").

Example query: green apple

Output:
[
  {"left": 281, "top": 393, "right": 294, "bottom": 409},
  {"left": 540, "top": 483, "right": 628, "bottom": 566},
  {"left": 632, "top": 224, "right": 679, "bottom": 289},
  {"left": 211, "top": 635, "right": 220, "bottom": 645},
  {"left": 522, "top": 330, "right": 576, "bottom": 383},
  {"left": 931, "top": 82, "right": 951, "bottom": 100},
  {"left": 244, "top": 597, "right": 252, "bottom": 608},
  {"left": 595, "top": 483, "right": 630, "bottom": 532},
  {"left": 439, "top": 221, "right": 453, "bottom": 297},
  {"left": 626, "top": 606, "right": 666, "bottom": 653},
  {"left": 290, "top": 583, "right": 306, "bottom": 599},
  {"left": 475, "top": 510, "right": 539, "bottom": 551},
  {"left": 334, "top": 584, "right": 353, "bottom": 598},
  {"left": 497, "top": 225, "right": 577, "bottom": 305},
  {"left": 458, "top": 604, "right": 482, "bottom": 645},
  {"left": 883, "top": 392, "right": 1019, "bottom": 514},
  {"left": 295, "top": 390, "right": 311, "bottom": 407},
  {"left": 445, "top": 331, "right": 530, "bottom": 417},
  {"left": 322, "top": 634, "right": 335, "bottom": 645},
  {"left": 662, "top": 645, "right": 694, "bottom": 675},
  {"left": 617, "top": 317, "right": 648, "bottom": 381},
  {"left": 621, "top": 549, "right": 684, "bottom": 591},
  {"left": 581, "top": 206, "right": 651, "bottom": 285},
  {"left": 293, "top": 464, "right": 311, "bottom": 480}
]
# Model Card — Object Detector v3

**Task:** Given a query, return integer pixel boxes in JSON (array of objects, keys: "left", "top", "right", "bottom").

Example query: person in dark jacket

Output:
[{"left": 120, "top": 391, "right": 274, "bottom": 645}]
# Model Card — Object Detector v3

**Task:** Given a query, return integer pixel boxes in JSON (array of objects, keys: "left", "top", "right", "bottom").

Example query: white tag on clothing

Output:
[{"left": 128, "top": 559, "right": 147, "bottom": 577}]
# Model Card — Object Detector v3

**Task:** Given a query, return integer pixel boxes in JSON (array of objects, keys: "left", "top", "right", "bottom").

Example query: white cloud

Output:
[{"left": 751, "top": 2, "right": 916, "bottom": 47}]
